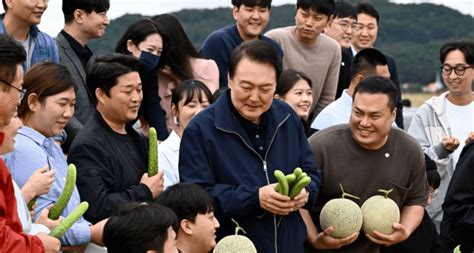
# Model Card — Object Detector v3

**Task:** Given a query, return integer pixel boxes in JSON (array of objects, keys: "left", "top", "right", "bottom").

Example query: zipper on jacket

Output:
[{"left": 217, "top": 113, "right": 290, "bottom": 253}]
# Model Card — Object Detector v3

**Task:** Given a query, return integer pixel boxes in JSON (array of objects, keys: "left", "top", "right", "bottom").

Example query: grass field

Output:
[{"left": 402, "top": 92, "right": 442, "bottom": 107}]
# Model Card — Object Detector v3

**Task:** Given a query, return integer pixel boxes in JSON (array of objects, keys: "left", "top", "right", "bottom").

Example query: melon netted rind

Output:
[
  {"left": 320, "top": 198, "right": 363, "bottom": 238},
  {"left": 361, "top": 195, "right": 400, "bottom": 234},
  {"left": 213, "top": 235, "right": 257, "bottom": 253}
]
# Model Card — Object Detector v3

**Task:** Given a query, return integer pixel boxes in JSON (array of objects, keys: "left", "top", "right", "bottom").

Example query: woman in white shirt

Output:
[{"left": 159, "top": 80, "right": 213, "bottom": 189}]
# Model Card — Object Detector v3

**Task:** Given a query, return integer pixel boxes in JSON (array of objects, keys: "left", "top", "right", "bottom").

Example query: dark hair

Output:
[
  {"left": 212, "top": 87, "right": 228, "bottom": 102},
  {"left": 156, "top": 183, "right": 215, "bottom": 223},
  {"left": 439, "top": 40, "right": 474, "bottom": 65},
  {"left": 350, "top": 48, "right": 388, "bottom": 80},
  {"left": 151, "top": 14, "right": 200, "bottom": 81},
  {"left": 18, "top": 62, "right": 77, "bottom": 119},
  {"left": 296, "top": 0, "right": 335, "bottom": 17},
  {"left": 86, "top": 53, "right": 142, "bottom": 104},
  {"left": 115, "top": 18, "right": 164, "bottom": 56},
  {"left": 276, "top": 69, "right": 312, "bottom": 97},
  {"left": 424, "top": 154, "right": 440, "bottom": 189},
  {"left": 232, "top": 0, "right": 272, "bottom": 9},
  {"left": 355, "top": 2, "right": 379, "bottom": 24},
  {"left": 104, "top": 202, "right": 178, "bottom": 253},
  {"left": 62, "top": 0, "right": 110, "bottom": 24},
  {"left": 0, "top": 35, "right": 26, "bottom": 91},
  {"left": 333, "top": 2, "right": 356, "bottom": 20},
  {"left": 228, "top": 40, "right": 282, "bottom": 80},
  {"left": 353, "top": 76, "right": 397, "bottom": 110},
  {"left": 171, "top": 80, "right": 213, "bottom": 110}
]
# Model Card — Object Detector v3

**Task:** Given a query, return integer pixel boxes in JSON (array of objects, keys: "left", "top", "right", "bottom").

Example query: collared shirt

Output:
[
  {"left": 4, "top": 127, "right": 92, "bottom": 246},
  {"left": 60, "top": 30, "right": 93, "bottom": 69},
  {"left": 229, "top": 92, "right": 268, "bottom": 158},
  {"left": 311, "top": 89, "right": 353, "bottom": 130},
  {"left": 159, "top": 130, "right": 181, "bottom": 189}
]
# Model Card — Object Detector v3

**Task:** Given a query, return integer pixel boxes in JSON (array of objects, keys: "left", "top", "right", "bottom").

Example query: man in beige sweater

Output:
[{"left": 266, "top": 0, "right": 341, "bottom": 120}]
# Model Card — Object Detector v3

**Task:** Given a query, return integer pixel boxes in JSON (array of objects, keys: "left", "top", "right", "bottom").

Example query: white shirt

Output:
[
  {"left": 311, "top": 89, "right": 353, "bottom": 130},
  {"left": 158, "top": 130, "right": 181, "bottom": 189},
  {"left": 12, "top": 180, "right": 49, "bottom": 235},
  {"left": 445, "top": 99, "right": 474, "bottom": 167}
]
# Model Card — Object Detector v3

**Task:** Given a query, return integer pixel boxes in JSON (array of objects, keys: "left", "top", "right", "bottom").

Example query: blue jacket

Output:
[
  {"left": 0, "top": 14, "right": 59, "bottom": 70},
  {"left": 179, "top": 90, "right": 321, "bottom": 253}
]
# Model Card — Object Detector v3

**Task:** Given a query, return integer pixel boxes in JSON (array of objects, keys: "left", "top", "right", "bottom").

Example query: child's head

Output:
[
  {"left": 103, "top": 202, "right": 178, "bottom": 253},
  {"left": 157, "top": 183, "right": 220, "bottom": 253}
]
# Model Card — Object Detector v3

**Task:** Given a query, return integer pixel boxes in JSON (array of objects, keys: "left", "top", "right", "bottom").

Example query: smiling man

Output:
[
  {"left": 56, "top": 0, "right": 110, "bottom": 152},
  {"left": 67, "top": 54, "right": 165, "bottom": 224},
  {"left": 266, "top": 0, "right": 341, "bottom": 120},
  {"left": 0, "top": 0, "right": 58, "bottom": 70},
  {"left": 305, "top": 76, "right": 428, "bottom": 252},
  {"left": 200, "top": 0, "right": 283, "bottom": 88},
  {"left": 179, "top": 40, "right": 320, "bottom": 253}
]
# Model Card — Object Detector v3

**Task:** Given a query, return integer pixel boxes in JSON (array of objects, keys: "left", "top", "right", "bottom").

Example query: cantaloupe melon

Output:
[
  {"left": 213, "top": 219, "right": 256, "bottom": 253},
  {"left": 361, "top": 189, "right": 400, "bottom": 235},
  {"left": 319, "top": 184, "right": 363, "bottom": 238}
]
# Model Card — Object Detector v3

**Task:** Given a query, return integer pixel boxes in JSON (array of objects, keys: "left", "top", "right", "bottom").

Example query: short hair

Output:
[
  {"left": 212, "top": 87, "right": 228, "bottom": 102},
  {"left": 232, "top": 0, "right": 272, "bottom": 9},
  {"left": 355, "top": 2, "right": 379, "bottom": 24},
  {"left": 18, "top": 62, "right": 77, "bottom": 120},
  {"left": 151, "top": 14, "right": 200, "bottom": 81},
  {"left": 296, "top": 0, "right": 335, "bottom": 17},
  {"left": 333, "top": 2, "right": 356, "bottom": 20},
  {"left": 439, "top": 40, "right": 474, "bottom": 65},
  {"left": 62, "top": 0, "right": 110, "bottom": 24},
  {"left": 228, "top": 40, "right": 282, "bottom": 81},
  {"left": 350, "top": 48, "right": 388, "bottom": 80},
  {"left": 103, "top": 202, "right": 178, "bottom": 253},
  {"left": 156, "top": 183, "right": 215, "bottom": 223},
  {"left": 425, "top": 154, "right": 440, "bottom": 189},
  {"left": 86, "top": 53, "right": 142, "bottom": 104},
  {"left": 115, "top": 18, "right": 164, "bottom": 57},
  {"left": 0, "top": 35, "right": 26, "bottom": 92},
  {"left": 353, "top": 76, "right": 397, "bottom": 110},
  {"left": 171, "top": 80, "right": 213, "bottom": 109},
  {"left": 276, "top": 69, "right": 312, "bottom": 97}
]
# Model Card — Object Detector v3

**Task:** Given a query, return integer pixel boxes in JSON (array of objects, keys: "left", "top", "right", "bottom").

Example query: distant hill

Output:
[{"left": 89, "top": 0, "right": 474, "bottom": 86}]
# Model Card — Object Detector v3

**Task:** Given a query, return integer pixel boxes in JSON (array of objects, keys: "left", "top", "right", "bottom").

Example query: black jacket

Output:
[
  {"left": 68, "top": 112, "right": 153, "bottom": 224},
  {"left": 441, "top": 142, "right": 474, "bottom": 252}
]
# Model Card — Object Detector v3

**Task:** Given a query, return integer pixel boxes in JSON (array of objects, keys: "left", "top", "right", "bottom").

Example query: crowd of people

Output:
[{"left": 0, "top": 0, "right": 472, "bottom": 253}]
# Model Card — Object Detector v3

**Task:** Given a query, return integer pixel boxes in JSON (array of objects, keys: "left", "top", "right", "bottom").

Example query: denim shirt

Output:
[
  {"left": 4, "top": 127, "right": 91, "bottom": 246},
  {"left": 0, "top": 14, "right": 59, "bottom": 70}
]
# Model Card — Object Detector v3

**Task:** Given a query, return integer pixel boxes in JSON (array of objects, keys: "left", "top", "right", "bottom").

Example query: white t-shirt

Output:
[
  {"left": 158, "top": 130, "right": 181, "bottom": 189},
  {"left": 445, "top": 100, "right": 474, "bottom": 167}
]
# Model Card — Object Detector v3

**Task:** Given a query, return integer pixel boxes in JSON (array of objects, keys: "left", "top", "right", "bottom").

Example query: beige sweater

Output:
[{"left": 266, "top": 26, "right": 341, "bottom": 117}]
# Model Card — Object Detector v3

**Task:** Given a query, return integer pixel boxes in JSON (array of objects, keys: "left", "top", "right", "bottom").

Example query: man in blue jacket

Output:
[{"left": 179, "top": 40, "right": 321, "bottom": 253}]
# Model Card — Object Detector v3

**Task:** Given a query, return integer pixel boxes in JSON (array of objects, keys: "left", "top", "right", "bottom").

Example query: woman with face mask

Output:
[
  {"left": 116, "top": 18, "right": 169, "bottom": 140},
  {"left": 152, "top": 14, "right": 219, "bottom": 132},
  {"left": 3, "top": 62, "right": 105, "bottom": 249},
  {"left": 275, "top": 69, "right": 315, "bottom": 137},
  {"left": 159, "top": 80, "right": 213, "bottom": 189}
]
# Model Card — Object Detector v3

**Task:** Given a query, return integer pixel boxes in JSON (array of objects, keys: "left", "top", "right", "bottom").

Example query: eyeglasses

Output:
[
  {"left": 440, "top": 64, "right": 473, "bottom": 76},
  {"left": 0, "top": 79, "right": 27, "bottom": 101},
  {"left": 334, "top": 21, "right": 359, "bottom": 31}
]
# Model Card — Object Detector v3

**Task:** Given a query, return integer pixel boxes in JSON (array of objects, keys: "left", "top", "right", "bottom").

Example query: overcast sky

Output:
[{"left": 3, "top": 0, "right": 473, "bottom": 36}]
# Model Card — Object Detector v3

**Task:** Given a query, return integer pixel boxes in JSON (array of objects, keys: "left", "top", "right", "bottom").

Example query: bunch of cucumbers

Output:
[{"left": 274, "top": 167, "right": 311, "bottom": 198}]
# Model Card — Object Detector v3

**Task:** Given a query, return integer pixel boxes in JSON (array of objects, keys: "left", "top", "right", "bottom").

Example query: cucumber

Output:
[
  {"left": 293, "top": 167, "right": 303, "bottom": 179},
  {"left": 286, "top": 174, "right": 297, "bottom": 187},
  {"left": 27, "top": 197, "right": 36, "bottom": 211},
  {"left": 274, "top": 170, "right": 289, "bottom": 196},
  {"left": 49, "top": 202, "right": 89, "bottom": 239},
  {"left": 148, "top": 127, "right": 158, "bottom": 176},
  {"left": 48, "top": 164, "right": 77, "bottom": 220},
  {"left": 289, "top": 176, "right": 311, "bottom": 198}
]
